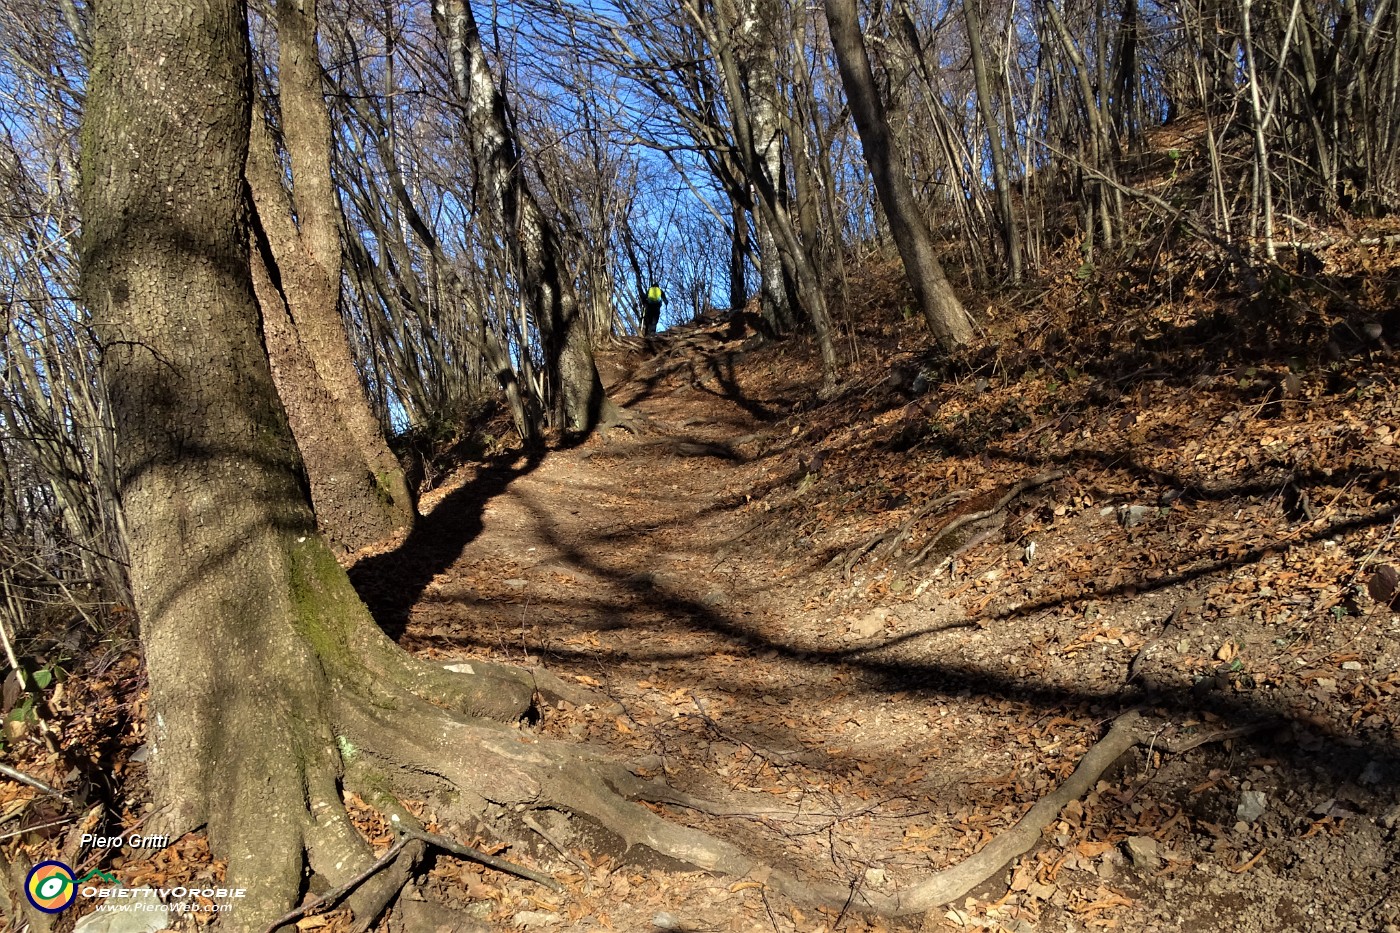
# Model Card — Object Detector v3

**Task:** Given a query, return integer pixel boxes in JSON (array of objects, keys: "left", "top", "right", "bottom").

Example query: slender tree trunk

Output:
[
  {"left": 729, "top": 195, "right": 749, "bottom": 313},
  {"left": 787, "top": 10, "right": 826, "bottom": 288},
  {"left": 963, "top": 0, "right": 1023, "bottom": 282},
  {"left": 701, "top": 0, "right": 840, "bottom": 386},
  {"left": 1241, "top": 0, "right": 1277, "bottom": 259},
  {"left": 734, "top": 0, "right": 796, "bottom": 333},
  {"left": 1043, "top": 0, "right": 1118, "bottom": 247},
  {"left": 434, "top": 0, "right": 617, "bottom": 434},
  {"left": 247, "top": 0, "right": 415, "bottom": 553},
  {"left": 825, "top": 0, "right": 974, "bottom": 348}
]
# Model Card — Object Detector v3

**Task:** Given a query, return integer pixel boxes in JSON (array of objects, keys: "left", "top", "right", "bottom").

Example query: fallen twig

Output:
[
  {"left": 754, "top": 710, "right": 1150, "bottom": 915},
  {"left": 840, "top": 490, "right": 974, "bottom": 579},
  {"left": 0, "top": 816, "right": 76, "bottom": 843},
  {"left": 0, "top": 762, "right": 74, "bottom": 805},
  {"left": 1154, "top": 722, "right": 1265, "bottom": 755},
  {"left": 926, "top": 526, "right": 1002, "bottom": 579},
  {"left": 405, "top": 828, "right": 561, "bottom": 892},
  {"left": 262, "top": 835, "right": 412, "bottom": 933},
  {"left": 523, "top": 812, "right": 591, "bottom": 875},
  {"left": 261, "top": 823, "right": 558, "bottom": 933}
]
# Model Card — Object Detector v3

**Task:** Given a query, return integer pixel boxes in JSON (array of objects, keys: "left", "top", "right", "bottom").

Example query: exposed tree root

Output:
[
  {"left": 596, "top": 400, "right": 654, "bottom": 435},
  {"left": 199, "top": 547, "right": 1165, "bottom": 933},
  {"left": 140, "top": 511, "right": 1162, "bottom": 933},
  {"left": 204, "top": 592, "right": 1241, "bottom": 933},
  {"left": 262, "top": 835, "right": 412, "bottom": 933},
  {"left": 840, "top": 469, "right": 1066, "bottom": 580},
  {"left": 906, "top": 470, "right": 1067, "bottom": 570},
  {"left": 311, "top": 682, "right": 1158, "bottom": 927}
]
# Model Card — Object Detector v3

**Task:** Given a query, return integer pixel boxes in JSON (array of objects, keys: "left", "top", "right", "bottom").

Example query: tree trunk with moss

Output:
[
  {"left": 80, "top": 2, "right": 548, "bottom": 927},
  {"left": 247, "top": 0, "right": 415, "bottom": 553}
]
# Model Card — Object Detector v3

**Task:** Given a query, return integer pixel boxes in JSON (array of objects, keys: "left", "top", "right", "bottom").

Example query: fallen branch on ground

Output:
[
  {"left": 907, "top": 470, "right": 1068, "bottom": 569},
  {"left": 0, "top": 763, "right": 73, "bottom": 805},
  {"left": 405, "top": 828, "right": 561, "bottom": 891},
  {"left": 838, "top": 490, "right": 973, "bottom": 579},
  {"left": 839, "top": 469, "right": 1068, "bottom": 580},
  {"left": 262, "top": 836, "right": 412, "bottom": 933}
]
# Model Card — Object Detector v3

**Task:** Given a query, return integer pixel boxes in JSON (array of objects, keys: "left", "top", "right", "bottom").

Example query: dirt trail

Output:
[{"left": 349, "top": 321, "right": 1400, "bottom": 933}]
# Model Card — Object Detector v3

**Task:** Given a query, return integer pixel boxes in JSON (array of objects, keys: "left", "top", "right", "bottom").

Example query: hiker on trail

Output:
[{"left": 642, "top": 283, "right": 665, "bottom": 336}]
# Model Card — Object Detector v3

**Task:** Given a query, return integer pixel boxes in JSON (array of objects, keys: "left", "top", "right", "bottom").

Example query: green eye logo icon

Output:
[{"left": 25, "top": 861, "right": 76, "bottom": 913}]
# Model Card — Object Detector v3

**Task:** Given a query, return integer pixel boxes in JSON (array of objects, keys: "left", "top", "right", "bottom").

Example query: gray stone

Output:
[
  {"left": 701, "top": 588, "right": 730, "bottom": 607},
  {"left": 1119, "top": 505, "right": 1155, "bottom": 528},
  {"left": 1098, "top": 847, "right": 1126, "bottom": 881},
  {"left": 1237, "top": 790, "right": 1268, "bottom": 823},
  {"left": 1124, "top": 835, "right": 1162, "bottom": 871},
  {"left": 850, "top": 607, "right": 892, "bottom": 638}
]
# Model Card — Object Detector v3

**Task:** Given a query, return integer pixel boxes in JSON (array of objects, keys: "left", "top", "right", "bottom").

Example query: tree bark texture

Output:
[
  {"left": 80, "top": 0, "right": 342, "bottom": 917},
  {"left": 434, "top": 0, "right": 616, "bottom": 435},
  {"left": 79, "top": 4, "right": 539, "bottom": 927},
  {"left": 247, "top": 0, "right": 415, "bottom": 553},
  {"left": 729, "top": 196, "right": 749, "bottom": 313},
  {"left": 825, "top": 0, "right": 975, "bottom": 348}
]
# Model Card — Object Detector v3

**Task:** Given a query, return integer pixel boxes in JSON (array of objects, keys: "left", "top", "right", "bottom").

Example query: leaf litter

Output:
[{"left": 3, "top": 248, "right": 1400, "bottom": 932}]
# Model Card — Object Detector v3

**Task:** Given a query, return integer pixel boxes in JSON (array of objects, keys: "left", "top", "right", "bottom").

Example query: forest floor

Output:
[
  {"left": 5, "top": 253, "right": 1400, "bottom": 933},
  {"left": 347, "top": 263, "right": 1400, "bottom": 933}
]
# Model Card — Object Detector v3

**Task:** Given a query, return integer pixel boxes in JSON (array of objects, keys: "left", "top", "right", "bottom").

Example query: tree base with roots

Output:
[{"left": 144, "top": 534, "right": 1155, "bottom": 933}]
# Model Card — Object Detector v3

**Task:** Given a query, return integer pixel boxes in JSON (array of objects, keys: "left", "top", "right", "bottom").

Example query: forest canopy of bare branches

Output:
[{"left": 3, "top": 0, "right": 1396, "bottom": 611}]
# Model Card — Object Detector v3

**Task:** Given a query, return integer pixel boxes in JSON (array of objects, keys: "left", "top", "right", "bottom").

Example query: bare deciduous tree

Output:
[{"left": 825, "top": 0, "right": 974, "bottom": 347}]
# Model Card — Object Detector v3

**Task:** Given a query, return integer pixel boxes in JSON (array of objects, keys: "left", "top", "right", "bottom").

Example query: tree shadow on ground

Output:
[
  {"left": 397, "top": 451, "right": 1400, "bottom": 794},
  {"left": 348, "top": 447, "right": 545, "bottom": 639},
  {"left": 615, "top": 338, "right": 787, "bottom": 424}
]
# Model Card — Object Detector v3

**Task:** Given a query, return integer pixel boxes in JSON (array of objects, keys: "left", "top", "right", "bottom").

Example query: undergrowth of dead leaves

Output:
[
  {"left": 689, "top": 234, "right": 1399, "bottom": 929},
  {"left": 2, "top": 228, "right": 1399, "bottom": 933}
]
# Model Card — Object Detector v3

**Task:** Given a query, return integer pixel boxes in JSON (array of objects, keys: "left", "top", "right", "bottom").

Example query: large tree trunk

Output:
[
  {"left": 434, "top": 0, "right": 618, "bottom": 435},
  {"left": 824, "top": 0, "right": 975, "bottom": 348},
  {"left": 78, "top": 2, "right": 549, "bottom": 927},
  {"left": 246, "top": 0, "right": 415, "bottom": 553},
  {"left": 81, "top": 0, "right": 359, "bottom": 918}
]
